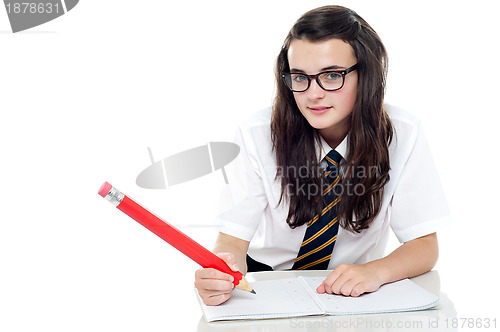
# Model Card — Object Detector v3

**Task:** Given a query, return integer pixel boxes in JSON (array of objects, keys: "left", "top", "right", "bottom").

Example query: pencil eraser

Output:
[{"left": 98, "top": 182, "right": 112, "bottom": 197}]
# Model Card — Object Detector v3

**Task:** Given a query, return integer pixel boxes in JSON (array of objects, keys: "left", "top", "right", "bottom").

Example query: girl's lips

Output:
[{"left": 308, "top": 106, "right": 332, "bottom": 115}]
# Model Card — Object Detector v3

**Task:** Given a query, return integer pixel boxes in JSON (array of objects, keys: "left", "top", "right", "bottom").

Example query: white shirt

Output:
[{"left": 216, "top": 105, "right": 451, "bottom": 270}]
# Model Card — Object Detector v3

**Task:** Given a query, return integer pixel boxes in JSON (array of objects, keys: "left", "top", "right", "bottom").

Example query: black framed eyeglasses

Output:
[{"left": 281, "top": 64, "right": 358, "bottom": 92}]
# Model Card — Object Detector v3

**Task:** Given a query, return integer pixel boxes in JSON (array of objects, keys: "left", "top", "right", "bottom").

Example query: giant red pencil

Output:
[{"left": 98, "top": 181, "right": 254, "bottom": 293}]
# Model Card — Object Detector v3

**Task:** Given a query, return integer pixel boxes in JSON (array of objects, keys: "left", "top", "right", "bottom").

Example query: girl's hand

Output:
[
  {"left": 194, "top": 252, "right": 240, "bottom": 306},
  {"left": 316, "top": 263, "right": 383, "bottom": 297}
]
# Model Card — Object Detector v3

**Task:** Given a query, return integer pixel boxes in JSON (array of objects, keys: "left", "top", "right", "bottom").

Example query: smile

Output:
[{"left": 308, "top": 106, "right": 332, "bottom": 115}]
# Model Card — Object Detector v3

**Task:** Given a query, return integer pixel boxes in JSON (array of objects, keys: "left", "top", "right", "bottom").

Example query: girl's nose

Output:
[{"left": 306, "top": 79, "right": 325, "bottom": 99}]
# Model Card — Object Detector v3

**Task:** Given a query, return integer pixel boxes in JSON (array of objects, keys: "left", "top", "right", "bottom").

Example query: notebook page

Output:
[
  {"left": 299, "top": 277, "right": 439, "bottom": 315},
  {"left": 197, "top": 278, "right": 325, "bottom": 322}
]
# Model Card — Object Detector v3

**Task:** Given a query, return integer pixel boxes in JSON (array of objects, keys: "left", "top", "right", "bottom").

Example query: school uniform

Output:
[{"left": 216, "top": 104, "right": 450, "bottom": 271}]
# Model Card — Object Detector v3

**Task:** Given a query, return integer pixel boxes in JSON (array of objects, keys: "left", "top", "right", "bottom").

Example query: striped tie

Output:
[{"left": 292, "top": 149, "right": 342, "bottom": 270}]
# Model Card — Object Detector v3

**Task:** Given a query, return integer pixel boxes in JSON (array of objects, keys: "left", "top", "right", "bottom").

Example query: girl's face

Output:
[{"left": 287, "top": 38, "right": 358, "bottom": 147}]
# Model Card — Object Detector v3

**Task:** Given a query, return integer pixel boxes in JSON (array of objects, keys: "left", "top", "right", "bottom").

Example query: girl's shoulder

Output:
[
  {"left": 384, "top": 104, "right": 421, "bottom": 128},
  {"left": 232, "top": 108, "right": 274, "bottom": 151},
  {"left": 385, "top": 104, "right": 423, "bottom": 145},
  {"left": 384, "top": 104, "right": 428, "bottom": 162}
]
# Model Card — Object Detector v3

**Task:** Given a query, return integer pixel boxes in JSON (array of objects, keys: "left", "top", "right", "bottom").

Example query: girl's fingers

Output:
[
  {"left": 319, "top": 266, "right": 344, "bottom": 294},
  {"left": 199, "top": 278, "right": 234, "bottom": 292},
  {"left": 216, "top": 252, "right": 240, "bottom": 272},
  {"left": 203, "top": 291, "right": 232, "bottom": 306},
  {"left": 316, "top": 283, "right": 326, "bottom": 294},
  {"left": 350, "top": 283, "right": 366, "bottom": 297},
  {"left": 195, "top": 267, "right": 234, "bottom": 283},
  {"left": 330, "top": 273, "right": 351, "bottom": 295},
  {"left": 317, "top": 264, "right": 379, "bottom": 297},
  {"left": 195, "top": 275, "right": 234, "bottom": 306},
  {"left": 339, "top": 278, "right": 360, "bottom": 296},
  {"left": 194, "top": 252, "right": 240, "bottom": 306}
]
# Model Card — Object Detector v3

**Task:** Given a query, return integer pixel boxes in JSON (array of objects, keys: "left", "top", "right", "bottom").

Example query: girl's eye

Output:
[
  {"left": 292, "top": 74, "right": 308, "bottom": 83},
  {"left": 323, "top": 72, "right": 342, "bottom": 81}
]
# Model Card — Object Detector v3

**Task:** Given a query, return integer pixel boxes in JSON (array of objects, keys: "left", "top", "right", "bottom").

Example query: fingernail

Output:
[
  {"left": 232, "top": 264, "right": 239, "bottom": 271},
  {"left": 229, "top": 276, "right": 234, "bottom": 282}
]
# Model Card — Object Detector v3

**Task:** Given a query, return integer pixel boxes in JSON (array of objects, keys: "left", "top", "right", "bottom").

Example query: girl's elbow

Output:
[{"left": 425, "top": 232, "right": 439, "bottom": 270}]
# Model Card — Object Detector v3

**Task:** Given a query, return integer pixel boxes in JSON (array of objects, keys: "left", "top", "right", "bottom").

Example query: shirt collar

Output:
[{"left": 318, "top": 134, "right": 348, "bottom": 162}]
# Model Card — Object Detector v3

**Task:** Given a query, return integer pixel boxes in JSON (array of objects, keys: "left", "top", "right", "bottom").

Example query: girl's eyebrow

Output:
[{"left": 289, "top": 65, "right": 346, "bottom": 73}]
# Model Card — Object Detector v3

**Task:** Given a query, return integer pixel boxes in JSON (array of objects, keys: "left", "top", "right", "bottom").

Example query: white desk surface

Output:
[{"left": 195, "top": 270, "right": 458, "bottom": 332}]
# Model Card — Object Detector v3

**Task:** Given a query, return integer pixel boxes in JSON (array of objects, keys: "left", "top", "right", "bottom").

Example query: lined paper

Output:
[
  {"left": 197, "top": 276, "right": 439, "bottom": 322},
  {"left": 198, "top": 278, "right": 324, "bottom": 322},
  {"left": 300, "top": 277, "right": 439, "bottom": 315}
]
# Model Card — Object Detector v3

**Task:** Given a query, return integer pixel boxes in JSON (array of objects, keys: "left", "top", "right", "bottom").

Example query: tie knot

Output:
[{"left": 324, "top": 149, "right": 342, "bottom": 169}]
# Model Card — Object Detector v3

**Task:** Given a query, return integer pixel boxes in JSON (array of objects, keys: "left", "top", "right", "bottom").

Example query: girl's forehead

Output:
[{"left": 287, "top": 38, "right": 356, "bottom": 72}]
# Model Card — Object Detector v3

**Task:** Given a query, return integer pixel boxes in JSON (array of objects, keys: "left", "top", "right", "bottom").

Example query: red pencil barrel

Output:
[{"left": 116, "top": 195, "right": 242, "bottom": 286}]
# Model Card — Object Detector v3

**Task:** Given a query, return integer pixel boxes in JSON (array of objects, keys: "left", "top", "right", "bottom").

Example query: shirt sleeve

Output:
[
  {"left": 215, "top": 124, "right": 269, "bottom": 242},
  {"left": 390, "top": 121, "right": 451, "bottom": 243}
]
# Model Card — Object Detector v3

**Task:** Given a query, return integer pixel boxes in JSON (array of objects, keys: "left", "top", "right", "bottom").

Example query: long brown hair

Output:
[{"left": 271, "top": 5, "right": 393, "bottom": 233}]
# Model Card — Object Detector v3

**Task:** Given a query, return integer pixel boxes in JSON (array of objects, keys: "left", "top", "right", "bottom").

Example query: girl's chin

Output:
[{"left": 306, "top": 119, "right": 335, "bottom": 130}]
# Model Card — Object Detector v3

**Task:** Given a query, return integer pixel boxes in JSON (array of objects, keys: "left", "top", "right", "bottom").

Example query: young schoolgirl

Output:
[{"left": 194, "top": 5, "right": 450, "bottom": 306}]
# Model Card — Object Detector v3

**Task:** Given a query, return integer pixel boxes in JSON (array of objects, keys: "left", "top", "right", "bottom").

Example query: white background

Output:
[{"left": 1, "top": 1, "right": 499, "bottom": 331}]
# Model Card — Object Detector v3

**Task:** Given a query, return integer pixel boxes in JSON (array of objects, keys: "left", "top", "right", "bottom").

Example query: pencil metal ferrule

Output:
[{"left": 104, "top": 186, "right": 124, "bottom": 206}]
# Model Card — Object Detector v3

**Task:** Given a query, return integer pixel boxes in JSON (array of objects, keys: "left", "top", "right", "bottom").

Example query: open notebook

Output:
[{"left": 197, "top": 276, "right": 439, "bottom": 322}]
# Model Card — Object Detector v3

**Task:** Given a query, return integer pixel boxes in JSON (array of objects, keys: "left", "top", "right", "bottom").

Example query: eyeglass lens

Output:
[{"left": 286, "top": 72, "right": 344, "bottom": 92}]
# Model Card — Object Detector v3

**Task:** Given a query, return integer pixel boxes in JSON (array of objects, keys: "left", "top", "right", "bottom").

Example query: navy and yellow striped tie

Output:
[{"left": 292, "top": 149, "right": 342, "bottom": 270}]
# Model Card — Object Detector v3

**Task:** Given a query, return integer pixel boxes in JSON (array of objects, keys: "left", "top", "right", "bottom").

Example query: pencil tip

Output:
[{"left": 251, "top": 289, "right": 256, "bottom": 294}]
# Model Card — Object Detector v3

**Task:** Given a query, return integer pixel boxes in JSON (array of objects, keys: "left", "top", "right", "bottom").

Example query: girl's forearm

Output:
[{"left": 366, "top": 232, "right": 439, "bottom": 285}]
